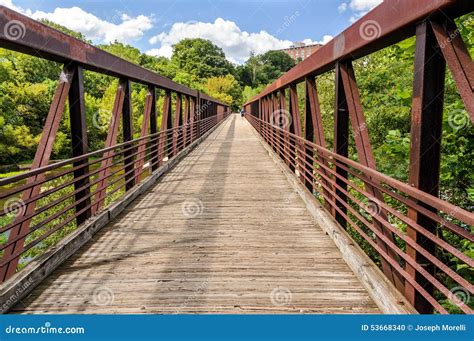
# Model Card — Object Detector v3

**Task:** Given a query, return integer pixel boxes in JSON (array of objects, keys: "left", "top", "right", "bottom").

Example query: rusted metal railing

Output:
[
  {"left": 0, "top": 6, "right": 230, "bottom": 283},
  {"left": 244, "top": 0, "right": 473, "bottom": 314}
]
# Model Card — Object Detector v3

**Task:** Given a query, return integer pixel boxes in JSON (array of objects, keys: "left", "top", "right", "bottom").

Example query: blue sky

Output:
[{"left": 1, "top": 0, "right": 382, "bottom": 63}]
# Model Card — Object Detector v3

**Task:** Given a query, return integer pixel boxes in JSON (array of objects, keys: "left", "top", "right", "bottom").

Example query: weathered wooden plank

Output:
[{"left": 10, "top": 115, "right": 380, "bottom": 314}]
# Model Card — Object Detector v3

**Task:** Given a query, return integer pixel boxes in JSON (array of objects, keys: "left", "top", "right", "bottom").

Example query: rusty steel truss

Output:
[
  {"left": 244, "top": 0, "right": 473, "bottom": 314},
  {"left": 0, "top": 7, "right": 229, "bottom": 284}
]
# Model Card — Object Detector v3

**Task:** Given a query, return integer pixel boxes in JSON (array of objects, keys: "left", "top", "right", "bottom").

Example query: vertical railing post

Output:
[
  {"left": 289, "top": 85, "right": 303, "bottom": 175},
  {"left": 405, "top": 21, "right": 446, "bottom": 314},
  {"left": 269, "top": 93, "right": 277, "bottom": 153},
  {"left": 305, "top": 77, "right": 332, "bottom": 210},
  {"left": 264, "top": 96, "right": 269, "bottom": 145},
  {"left": 264, "top": 96, "right": 269, "bottom": 144},
  {"left": 0, "top": 67, "right": 75, "bottom": 282},
  {"left": 279, "top": 88, "right": 290, "bottom": 168},
  {"left": 183, "top": 95, "right": 190, "bottom": 148},
  {"left": 158, "top": 90, "right": 172, "bottom": 167},
  {"left": 339, "top": 60, "right": 404, "bottom": 292},
  {"left": 68, "top": 63, "right": 91, "bottom": 226},
  {"left": 334, "top": 63, "right": 349, "bottom": 228},
  {"left": 93, "top": 79, "right": 125, "bottom": 213},
  {"left": 149, "top": 86, "right": 158, "bottom": 172},
  {"left": 430, "top": 19, "right": 473, "bottom": 118},
  {"left": 190, "top": 96, "right": 196, "bottom": 143},
  {"left": 172, "top": 93, "right": 182, "bottom": 157},
  {"left": 121, "top": 79, "right": 135, "bottom": 191},
  {"left": 304, "top": 77, "right": 316, "bottom": 192},
  {"left": 196, "top": 92, "right": 202, "bottom": 138},
  {"left": 135, "top": 85, "right": 154, "bottom": 184}
]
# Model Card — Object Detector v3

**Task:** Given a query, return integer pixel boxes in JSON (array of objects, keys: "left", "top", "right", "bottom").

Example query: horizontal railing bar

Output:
[
  {"left": 0, "top": 116, "right": 223, "bottom": 266},
  {"left": 262, "top": 122, "right": 473, "bottom": 241},
  {"left": 0, "top": 117, "right": 215, "bottom": 187},
  {"left": 252, "top": 118, "right": 473, "bottom": 313},
  {"left": 0, "top": 136, "right": 171, "bottom": 231},
  {"left": 252, "top": 117, "right": 474, "bottom": 226}
]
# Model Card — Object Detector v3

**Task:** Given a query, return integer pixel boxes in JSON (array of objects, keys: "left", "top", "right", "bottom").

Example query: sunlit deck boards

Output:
[{"left": 11, "top": 115, "right": 379, "bottom": 314}]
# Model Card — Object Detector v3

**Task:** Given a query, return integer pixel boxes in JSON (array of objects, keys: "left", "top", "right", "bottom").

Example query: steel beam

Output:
[
  {"left": 406, "top": 21, "right": 446, "bottom": 314},
  {"left": 339, "top": 60, "right": 405, "bottom": 292},
  {"left": 305, "top": 77, "right": 333, "bottom": 210},
  {"left": 158, "top": 90, "right": 172, "bottom": 166},
  {"left": 0, "top": 67, "right": 74, "bottom": 281},
  {"left": 172, "top": 93, "right": 183, "bottom": 157},
  {"left": 68, "top": 64, "right": 91, "bottom": 226},
  {"left": 431, "top": 19, "right": 473, "bottom": 120},
  {"left": 334, "top": 63, "right": 349, "bottom": 228},
  {"left": 121, "top": 79, "right": 135, "bottom": 191},
  {"left": 245, "top": 0, "right": 472, "bottom": 105},
  {"left": 93, "top": 80, "right": 126, "bottom": 213},
  {"left": 135, "top": 85, "right": 154, "bottom": 183},
  {"left": 149, "top": 87, "right": 158, "bottom": 172}
]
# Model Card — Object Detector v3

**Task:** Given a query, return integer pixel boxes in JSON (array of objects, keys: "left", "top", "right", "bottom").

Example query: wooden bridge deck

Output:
[{"left": 12, "top": 115, "right": 379, "bottom": 314}]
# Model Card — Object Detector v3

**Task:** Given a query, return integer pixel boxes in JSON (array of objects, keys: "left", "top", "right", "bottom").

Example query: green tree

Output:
[
  {"left": 238, "top": 50, "right": 295, "bottom": 88},
  {"left": 203, "top": 75, "right": 242, "bottom": 110},
  {"left": 171, "top": 38, "right": 235, "bottom": 79}
]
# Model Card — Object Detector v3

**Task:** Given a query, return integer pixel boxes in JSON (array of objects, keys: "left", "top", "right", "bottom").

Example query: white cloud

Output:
[
  {"left": 0, "top": 0, "right": 26, "bottom": 13},
  {"left": 146, "top": 45, "right": 173, "bottom": 59},
  {"left": 0, "top": 1, "right": 153, "bottom": 43},
  {"left": 338, "top": 0, "right": 382, "bottom": 22},
  {"left": 147, "top": 18, "right": 330, "bottom": 64},
  {"left": 349, "top": 0, "right": 383, "bottom": 12},
  {"left": 302, "top": 35, "right": 333, "bottom": 46},
  {"left": 338, "top": 3, "right": 348, "bottom": 13}
]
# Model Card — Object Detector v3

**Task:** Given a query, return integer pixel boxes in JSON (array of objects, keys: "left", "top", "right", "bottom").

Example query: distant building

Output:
[{"left": 277, "top": 42, "right": 322, "bottom": 62}]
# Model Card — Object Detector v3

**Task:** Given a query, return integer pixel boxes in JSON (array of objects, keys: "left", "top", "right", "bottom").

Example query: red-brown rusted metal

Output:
[
  {"left": 431, "top": 19, "right": 474, "bottom": 121},
  {"left": 304, "top": 77, "right": 332, "bottom": 211},
  {"left": 245, "top": 0, "right": 473, "bottom": 102},
  {"left": 122, "top": 79, "right": 135, "bottom": 192},
  {"left": 172, "top": 93, "right": 183, "bottom": 157},
  {"left": 406, "top": 21, "right": 446, "bottom": 314},
  {"left": 334, "top": 63, "right": 349, "bottom": 228},
  {"left": 246, "top": 114, "right": 473, "bottom": 314},
  {"left": 288, "top": 85, "right": 302, "bottom": 174},
  {"left": 183, "top": 95, "right": 190, "bottom": 148},
  {"left": 68, "top": 64, "right": 91, "bottom": 226},
  {"left": 0, "top": 68, "right": 74, "bottom": 281},
  {"left": 339, "top": 61, "right": 405, "bottom": 291},
  {"left": 158, "top": 91, "right": 173, "bottom": 166},
  {"left": 93, "top": 80, "right": 126, "bottom": 213},
  {"left": 135, "top": 85, "right": 154, "bottom": 184},
  {"left": 0, "top": 7, "right": 225, "bottom": 105},
  {"left": 244, "top": 0, "right": 473, "bottom": 315}
]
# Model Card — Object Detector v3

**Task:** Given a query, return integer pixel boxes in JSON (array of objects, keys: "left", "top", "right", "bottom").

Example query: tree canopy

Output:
[{"left": 171, "top": 38, "right": 235, "bottom": 79}]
